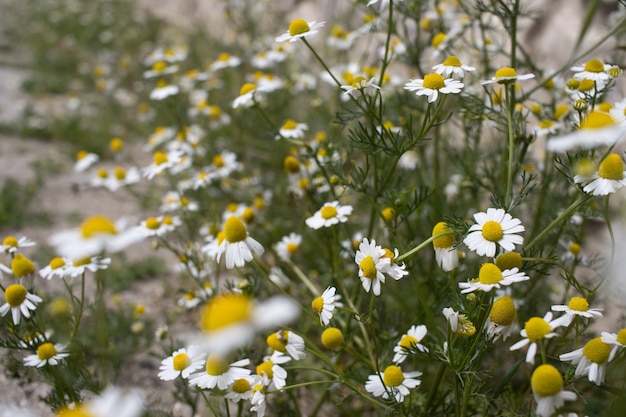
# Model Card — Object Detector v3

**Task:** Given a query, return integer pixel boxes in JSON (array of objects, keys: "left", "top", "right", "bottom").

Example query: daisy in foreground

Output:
[
  {"left": 573, "top": 153, "right": 626, "bottom": 195},
  {"left": 189, "top": 354, "right": 251, "bottom": 390},
  {"left": 365, "top": 365, "right": 421, "bottom": 403},
  {"left": 158, "top": 345, "right": 205, "bottom": 381},
  {"left": 531, "top": 364, "right": 576, "bottom": 417},
  {"left": 311, "top": 286, "right": 342, "bottom": 326},
  {"left": 432, "top": 56, "right": 476, "bottom": 78},
  {"left": 306, "top": 201, "right": 353, "bottom": 229},
  {"left": 54, "top": 386, "right": 143, "bottom": 417},
  {"left": 217, "top": 216, "right": 264, "bottom": 269},
  {"left": 481, "top": 67, "right": 535, "bottom": 85},
  {"left": 463, "top": 208, "right": 524, "bottom": 258},
  {"left": 0, "top": 283, "right": 43, "bottom": 325},
  {"left": 24, "top": 342, "right": 69, "bottom": 367},
  {"left": 546, "top": 111, "right": 626, "bottom": 152},
  {"left": 559, "top": 337, "right": 612, "bottom": 385},
  {"left": 551, "top": 296, "right": 603, "bottom": 326},
  {"left": 484, "top": 295, "right": 518, "bottom": 342},
  {"left": 510, "top": 312, "right": 566, "bottom": 364},
  {"left": 355, "top": 238, "right": 391, "bottom": 296},
  {"left": 393, "top": 325, "right": 428, "bottom": 364},
  {"left": 275, "top": 19, "right": 325, "bottom": 43},
  {"left": 459, "top": 262, "right": 528, "bottom": 294},
  {"left": 404, "top": 72, "right": 464, "bottom": 103},
  {"left": 431, "top": 221, "right": 458, "bottom": 271}
]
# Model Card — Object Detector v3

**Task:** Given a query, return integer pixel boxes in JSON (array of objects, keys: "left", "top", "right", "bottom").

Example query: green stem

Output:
[
  {"left": 395, "top": 231, "right": 454, "bottom": 263},
  {"left": 605, "top": 194, "right": 615, "bottom": 266},
  {"left": 504, "top": 83, "right": 515, "bottom": 208}
]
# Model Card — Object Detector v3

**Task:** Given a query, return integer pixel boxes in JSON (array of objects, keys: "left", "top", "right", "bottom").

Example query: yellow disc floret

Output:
[
  {"left": 616, "top": 328, "right": 626, "bottom": 345},
  {"left": 256, "top": 360, "right": 274, "bottom": 378},
  {"left": 205, "top": 354, "right": 230, "bottom": 376},
  {"left": 582, "top": 337, "right": 611, "bottom": 364},
  {"left": 37, "top": 342, "right": 58, "bottom": 360},
  {"left": 478, "top": 263, "right": 503, "bottom": 285},
  {"left": 360, "top": 256, "right": 377, "bottom": 279},
  {"left": 224, "top": 216, "right": 247, "bottom": 243},
  {"left": 524, "top": 317, "right": 551, "bottom": 342},
  {"left": 49, "top": 257, "right": 66, "bottom": 270},
  {"left": 288, "top": 19, "right": 310, "bottom": 36},
  {"left": 495, "top": 252, "right": 522, "bottom": 271},
  {"left": 232, "top": 378, "right": 251, "bottom": 393},
  {"left": 432, "top": 222, "right": 455, "bottom": 248},
  {"left": 531, "top": 364, "right": 563, "bottom": 397},
  {"left": 145, "top": 217, "right": 161, "bottom": 230},
  {"left": 200, "top": 293, "right": 251, "bottom": 332},
  {"left": 267, "top": 332, "right": 288, "bottom": 353},
  {"left": 583, "top": 59, "right": 605, "bottom": 73},
  {"left": 598, "top": 153, "right": 624, "bottom": 180},
  {"left": 399, "top": 335, "right": 418, "bottom": 351},
  {"left": 489, "top": 296, "right": 517, "bottom": 326},
  {"left": 239, "top": 83, "right": 256, "bottom": 96},
  {"left": 442, "top": 56, "right": 462, "bottom": 67},
  {"left": 495, "top": 67, "right": 518, "bottom": 79},
  {"left": 580, "top": 111, "right": 615, "bottom": 130},
  {"left": 12, "top": 254, "right": 36, "bottom": 277},
  {"left": 80, "top": 215, "right": 117, "bottom": 238},
  {"left": 481, "top": 220, "right": 503, "bottom": 242},
  {"left": 3, "top": 236, "right": 18, "bottom": 248},
  {"left": 382, "top": 365, "right": 405, "bottom": 387},
  {"left": 567, "top": 296, "right": 589, "bottom": 312},
  {"left": 284, "top": 156, "right": 301, "bottom": 174},
  {"left": 422, "top": 73, "right": 446, "bottom": 90},
  {"left": 4, "top": 284, "right": 27, "bottom": 307},
  {"left": 311, "top": 296, "right": 324, "bottom": 314},
  {"left": 320, "top": 205, "right": 338, "bottom": 220},
  {"left": 321, "top": 327, "right": 343, "bottom": 350},
  {"left": 173, "top": 352, "right": 191, "bottom": 371},
  {"left": 282, "top": 119, "right": 298, "bottom": 130}
]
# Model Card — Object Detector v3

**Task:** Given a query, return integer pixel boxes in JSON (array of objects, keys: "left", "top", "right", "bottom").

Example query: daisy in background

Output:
[
  {"left": 54, "top": 386, "right": 143, "bottom": 417},
  {"left": 443, "top": 307, "right": 476, "bottom": 337},
  {"left": 216, "top": 216, "right": 264, "bottom": 269},
  {"left": 484, "top": 295, "right": 518, "bottom": 341},
  {"left": 392, "top": 325, "right": 428, "bottom": 364},
  {"left": 560, "top": 337, "right": 613, "bottom": 386},
  {"left": 158, "top": 345, "right": 205, "bottom": 381},
  {"left": 209, "top": 53, "right": 241, "bottom": 72},
  {"left": 139, "top": 215, "right": 181, "bottom": 237},
  {"left": 225, "top": 374, "right": 262, "bottom": 404},
  {"left": 380, "top": 246, "right": 408, "bottom": 280},
  {"left": 91, "top": 166, "right": 141, "bottom": 192},
  {"left": 510, "top": 312, "right": 567, "bottom": 364},
  {"left": 531, "top": 364, "right": 577, "bottom": 417},
  {"left": 256, "top": 351, "right": 291, "bottom": 390},
  {"left": 142, "top": 60, "right": 178, "bottom": 79},
  {"left": 311, "top": 286, "right": 342, "bottom": 326},
  {"left": 355, "top": 238, "right": 391, "bottom": 296},
  {"left": 574, "top": 153, "right": 626, "bottom": 195},
  {"left": 275, "top": 19, "right": 325, "bottom": 43},
  {"left": 74, "top": 150, "right": 99, "bottom": 172},
  {"left": 65, "top": 256, "right": 111, "bottom": 277},
  {"left": 189, "top": 354, "right": 251, "bottom": 390},
  {"left": 8, "top": 253, "right": 36, "bottom": 279},
  {"left": 601, "top": 328, "right": 626, "bottom": 361},
  {"left": 432, "top": 56, "right": 475, "bottom": 78},
  {"left": 149, "top": 80, "right": 179, "bottom": 101},
  {"left": 481, "top": 67, "right": 535, "bottom": 85},
  {"left": 341, "top": 75, "right": 381, "bottom": 99},
  {"left": 459, "top": 262, "right": 528, "bottom": 294},
  {"left": 232, "top": 83, "right": 258, "bottom": 109},
  {"left": 463, "top": 208, "right": 524, "bottom": 258},
  {"left": 142, "top": 149, "right": 184, "bottom": 179},
  {"left": 365, "top": 365, "right": 421, "bottom": 403},
  {"left": 570, "top": 58, "right": 611, "bottom": 82},
  {"left": 404, "top": 72, "right": 463, "bottom": 103},
  {"left": 24, "top": 342, "right": 69, "bottom": 367},
  {"left": 275, "top": 233, "right": 302, "bottom": 261},
  {"left": 39, "top": 256, "right": 72, "bottom": 280},
  {"left": 431, "top": 221, "right": 458, "bottom": 271},
  {"left": 1, "top": 235, "right": 36, "bottom": 254},
  {"left": 546, "top": 111, "right": 626, "bottom": 152},
  {"left": 277, "top": 119, "right": 308, "bottom": 140},
  {"left": 306, "top": 201, "right": 353, "bottom": 229},
  {"left": 0, "top": 283, "right": 43, "bottom": 325},
  {"left": 551, "top": 296, "right": 603, "bottom": 326}
]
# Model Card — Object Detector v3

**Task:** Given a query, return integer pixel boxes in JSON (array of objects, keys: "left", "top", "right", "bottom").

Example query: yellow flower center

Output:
[
  {"left": 321, "top": 327, "right": 343, "bottom": 350},
  {"left": 539, "top": 120, "right": 554, "bottom": 129},
  {"left": 232, "top": 378, "right": 251, "bottom": 393},
  {"left": 153, "top": 150, "right": 168, "bottom": 166},
  {"left": 5, "top": 284, "right": 27, "bottom": 307},
  {"left": 554, "top": 104, "right": 569, "bottom": 120},
  {"left": 531, "top": 364, "right": 563, "bottom": 397},
  {"left": 37, "top": 342, "right": 58, "bottom": 360},
  {"left": 145, "top": 217, "right": 161, "bottom": 230},
  {"left": 223, "top": 216, "right": 247, "bottom": 243},
  {"left": 76, "top": 150, "right": 88, "bottom": 160},
  {"left": 162, "top": 216, "right": 173, "bottom": 225},
  {"left": 578, "top": 79, "right": 595, "bottom": 92},
  {"left": 350, "top": 76, "right": 367, "bottom": 88},
  {"left": 267, "top": 331, "right": 289, "bottom": 353},
  {"left": 109, "top": 137, "right": 124, "bottom": 152},
  {"left": 239, "top": 83, "right": 256, "bottom": 95},
  {"left": 256, "top": 360, "right": 274, "bottom": 378},
  {"left": 422, "top": 73, "right": 446, "bottom": 90},
  {"left": 360, "top": 256, "right": 377, "bottom": 279},
  {"left": 442, "top": 56, "right": 462, "bottom": 67},
  {"left": 568, "top": 243, "right": 581, "bottom": 255},
  {"left": 580, "top": 111, "right": 615, "bottom": 130},
  {"left": 113, "top": 167, "right": 126, "bottom": 180},
  {"left": 72, "top": 257, "right": 91, "bottom": 267},
  {"left": 478, "top": 263, "right": 503, "bottom": 285},
  {"left": 217, "top": 52, "right": 230, "bottom": 62},
  {"left": 97, "top": 168, "right": 108, "bottom": 179},
  {"left": 399, "top": 335, "right": 419, "bottom": 350},
  {"left": 200, "top": 293, "right": 251, "bottom": 332},
  {"left": 213, "top": 154, "right": 224, "bottom": 168},
  {"left": 598, "top": 153, "right": 624, "bottom": 180},
  {"left": 382, "top": 365, "right": 405, "bottom": 387},
  {"left": 481, "top": 220, "right": 503, "bottom": 242},
  {"left": 311, "top": 296, "right": 324, "bottom": 313},
  {"left": 495, "top": 252, "right": 522, "bottom": 271},
  {"left": 582, "top": 337, "right": 611, "bottom": 364},
  {"left": 320, "top": 206, "right": 338, "bottom": 219},
  {"left": 597, "top": 102, "right": 613, "bottom": 113},
  {"left": 80, "top": 215, "right": 117, "bottom": 238},
  {"left": 456, "top": 315, "right": 476, "bottom": 337},
  {"left": 152, "top": 61, "right": 167, "bottom": 72},
  {"left": 205, "top": 354, "right": 230, "bottom": 376},
  {"left": 284, "top": 156, "right": 300, "bottom": 174},
  {"left": 381, "top": 207, "right": 395, "bottom": 221},
  {"left": 432, "top": 222, "right": 455, "bottom": 248},
  {"left": 286, "top": 242, "right": 299, "bottom": 254},
  {"left": 431, "top": 32, "right": 446, "bottom": 48},
  {"left": 583, "top": 59, "right": 604, "bottom": 73},
  {"left": 242, "top": 208, "right": 255, "bottom": 224},
  {"left": 289, "top": 19, "right": 311, "bottom": 36},
  {"left": 172, "top": 352, "right": 191, "bottom": 371},
  {"left": 56, "top": 406, "right": 92, "bottom": 417},
  {"left": 381, "top": 248, "right": 395, "bottom": 262},
  {"left": 495, "top": 67, "right": 518, "bottom": 79},
  {"left": 489, "top": 296, "right": 516, "bottom": 326},
  {"left": 282, "top": 119, "right": 298, "bottom": 130},
  {"left": 3, "top": 236, "right": 17, "bottom": 247},
  {"left": 12, "top": 254, "right": 35, "bottom": 277},
  {"left": 49, "top": 257, "right": 66, "bottom": 270},
  {"left": 617, "top": 328, "right": 626, "bottom": 345},
  {"left": 524, "top": 317, "right": 551, "bottom": 342},
  {"left": 567, "top": 296, "right": 589, "bottom": 312}
]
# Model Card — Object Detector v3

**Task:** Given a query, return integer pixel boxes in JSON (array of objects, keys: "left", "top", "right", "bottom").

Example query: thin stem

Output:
[
  {"left": 504, "top": 83, "right": 515, "bottom": 208},
  {"left": 605, "top": 194, "right": 615, "bottom": 266},
  {"left": 395, "top": 230, "right": 454, "bottom": 263}
]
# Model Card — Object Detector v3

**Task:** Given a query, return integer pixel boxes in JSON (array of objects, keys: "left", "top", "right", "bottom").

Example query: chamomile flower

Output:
[
  {"left": 306, "top": 201, "right": 353, "bottom": 229},
  {"left": 149, "top": 80, "right": 179, "bottom": 100},
  {"left": 432, "top": 222, "right": 458, "bottom": 271},
  {"left": 404, "top": 73, "right": 464, "bottom": 103},
  {"left": 459, "top": 263, "right": 529, "bottom": 294},
  {"left": 64, "top": 256, "right": 111, "bottom": 278},
  {"left": 365, "top": 365, "right": 421, "bottom": 403},
  {"left": 24, "top": 342, "right": 69, "bottom": 367},
  {"left": 551, "top": 296, "right": 603, "bottom": 326},
  {"left": 266, "top": 330, "right": 306, "bottom": 360},
  {"left": 574, "top": 153, "right": 626, "bottom": 195},
  {"left": 158, "top": 345, "right": 205, "bottom": 381},
  {"left": 510, "top": 312, "right": 566, "bottom": 364},
  {"left": 91, "top": 166, "right": 141, "bottom": 192},
  {"left": 1, "top": 236, "right": 36, "bottom": 254},
  {"left": 275, "top": 233, "right": 302, "bottom": 261},
  {"left": 275, "top": 19, "right": 326, "bottom": 43},
  {"left": 140, "top": 215, "right": 181, "bottom": 237},
  {"left": 225, "top": 375, "right": 261, "bottom": 403},
  {"left": 432, "top": 56, "right": 476, "bottom": 78},
  {"left": 54, "top": 386, "right": 143, "bottom": 417},
  {"left": 463, "top": 208, "right": 525, "bottom": 257},
  {"left": 601, "top": 328, "right": 626, "bottom": 361},
  {"left": 481, "top": 67, "right": 535, "bottom": 85},
  {"left": 311, "top": 286, "right": 341, "bottom": 326},
  {"left": 341, "top": 75, "right": 381, "bottom": 99},
  {"left": 256, "top": 352, "right": 291, "bottom": 390},
  {"left": 546, "top": 111, "right": 626, "bottom": 152},
  {"left": 278, "top": 119, "right": 308, "bottom": 139},
  {"left": 233, "top": 83, "right": 257, "bottom": 109},
  {"left": 355, "top": 238, "right": 390, "bottom": 296},
  {"left": 443, "top": 307, "right": 476, "bottom": 337},
  {"left": 485, "top": 295, "right": 518, "bottom": 341},
  {"left": 216, "top": 216, "right": 264, "bottom": 269},
  {"left": 189, "top": 354, "right": 251, "bottom": 390},
  {"left": 74, "top": 150, "right": 100, "bottom": 172},
  {"left": 570, "top": 59, "right": 611, "bottom": 82},
  {"left": 39, "top": 257, "right": 72, "bottom": 280},
  {"left": 142, "top": 149, "right": 184, "bottom": 179},
  {"left": 250, "top": 380, "right": 267, "bottom": 416},
  {"left": 560, "top": 337, "right": 612, "bottom": 385},
  {"left": 210, "top": 53, "right": 241, "bottom": 72},
  {"left": 531, "top": 364, "right": 577, "bottom": 417},
  {"left": 392, "top": 325, "right": 428, "bottom": 364},
  {"left": 10, "top": 253, "right": 36, "bottom": 279},
  {"left": 381, "top": 247, "right": 408, "bottom": 280},
  {"left": 0, "top": 283, "right": 42, "bottom": 325}
]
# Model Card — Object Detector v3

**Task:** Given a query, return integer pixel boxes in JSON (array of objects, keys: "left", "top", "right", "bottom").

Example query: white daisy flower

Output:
[
  {"left": 225, "top": 375, "right": 262, "bottom": 403},
  {"left": 278, "top": 119, "right": 308, "bottom": 139},
  {"left": 484, "top": 296, "right": 518, "bottom": 342},
  {"left": 510, "top": 312, "right": 566, "bottom": 364},
  {"left": 404, "top": 73, "right": 464, "bottom": 103},
  {"left": 481, "top": 67, "right": 535, "bottom": 85},
  {"left": 139, "top": 215, "right": 181, "bottom": 237},
  {"left": 1, "top": 236, "right": 36, "bottom": 254},
  {"left": 91, "top": 166, "right": 141, "bottom": 192},
  {"left": 189, "top": 354, "right": 250, "bottom": 390},
  {"left": 432, "top": 222, "right": 458, "bottom": 271},
  {"left": 74, "top": 150, "right": 99, "bottom": 172},
  {"left": 158, "top": 345, "right": 205, "bottom": 381},
  {"left": 311, "top": 286, "right": 342, "bottom": 326},
  {"left": 365, "top": 365, "right": 421, "bottom": 403},
  {"left": 275, "top": 233, "right": 302, "bottom": 261},
  {"left": 209, "top": 53, "right": 241, "bottom": 72},
  {"left": 256, "top": 351, "right": 291, "bottom": 390},
  {"left": 443, "top": 307, "right": 476, "bottom": 337},
  {"left": 275, "top": 19, "right": 325, "bottom": 43},
  {"left": 233, "top": 83, "right": 258, "bottom": 109},
  {"left": 56, "top": 386, "right": 143, "bottom": 417},
  {"left": 432, "top": 56, "right": 476, "bottom": 78},
  {"left": 546, "top": 111, "right": 626, "bottom": 152},
  {"left": 459, "top": 263, "right": 528, "bottom": 293},
  {"left": 601, "top": 328, "right": 626, "bottom": 361},
  {"left": 142, "top": 149, "right": 184, "bottom": 179},
  {"left": 23, "top": 342, "right": 69, "bottom": 367},
  {"left": 531, "top": 364, "right": 577, "bottom": 417},
  {"left": 574, "top": 153, "right": 626, "bottom": 196},
  {"left": 0, "top": 284, "right": 42, "bottom": 325},
  {"left": 216, "top": 216, "right": 264, "bottom": 269},
  {"left": 65, "top": 256, "right": 112, "bottom": 278},
  {"left": 306, "top": 201, "right": 353, "bottom": 229},
  {"left": 209, "top": 150, "right": 243, "bottom": 179},
  {"left": 570, "top": 58, "right": 611, "bottom": 82},
  {"left": 463, "top": 208, "right": 525, "bottom": 258},
  {"left": 250, "top": 380, "right": 267, "bottom": 416},
  {"left": 551, "top": 296, "right": 603, "bottom": 326},
  {"left": 266, "top": 330, "right": 306, "bottom": 360},
  {"left": 355, "top": 238, "right": 390, "bottom": 296},
  {"left": 340, "top": 75, "right": 381, "bottom": 99},
  {"left": 39, "top": 256, "right": 72, "bottom": 280},
  {"left": 392, "top": 325, "right": 428, "bottom": 364},
  {"left": 149, "top": 80, "right": 179, "bottom": 100},
  {"left": 380, "top": 247, "right": 408, "bottom": 280},
  {"left": 560, "top": 337, "right": 612, "bottom": 385},
  {"left": 142, "top": 61, "right": 178, "bottom": 79}
]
